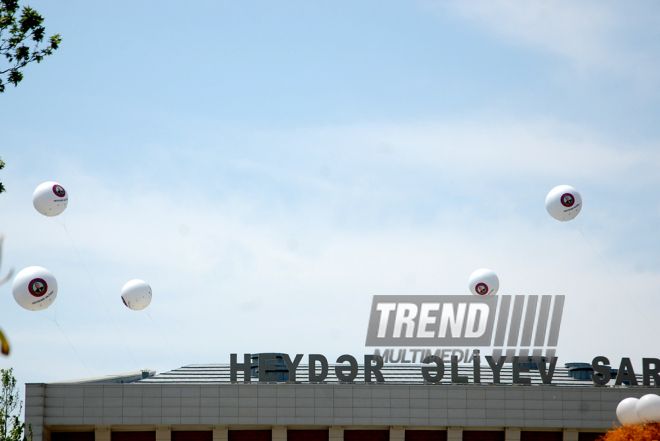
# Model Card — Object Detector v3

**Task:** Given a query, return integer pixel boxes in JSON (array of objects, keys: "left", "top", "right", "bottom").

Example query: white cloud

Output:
[
  {"left": 231, "top": 117, "right": 660, "bottom": 194},
  {"left": 429, "top": 0, "right": 660, "bottom": 79}
]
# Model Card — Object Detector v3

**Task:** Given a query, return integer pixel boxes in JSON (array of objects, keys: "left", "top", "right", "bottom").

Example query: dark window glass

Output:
[
  {"left": 463, "top": 431, "right": 505, "bottom": 441},
  {"left": 172, "top": 432, "right": 213, "bottom": 441},
  {"left": 406, "top": 430, "right": 448, "bottom": 441},
  {"left": 344, "top": 430, "right": 389, "bottom": 441},
  {"left": 287, "top": 430, "right": 329, "bottom": 441},
  {"left": 111, "top": 433, "right": 156, "bottom": 441},
  {"left": 521, "top": 432, "right": 563, "bottom": 441},
  {"left": 228, "top": 430, "right": 272, "bottom": 441},
  {"left": 52, "top": 433, "right": 95, "bottom": 441}
]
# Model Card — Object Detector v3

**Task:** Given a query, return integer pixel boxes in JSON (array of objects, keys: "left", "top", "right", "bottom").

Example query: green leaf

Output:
[{"left": 0, "top": 0, "right": 61, "bottom": 94}]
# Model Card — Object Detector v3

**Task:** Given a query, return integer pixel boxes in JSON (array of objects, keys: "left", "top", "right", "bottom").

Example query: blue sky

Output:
[{"left": 2, "top": 0, "right": 660, "bottom": 386}]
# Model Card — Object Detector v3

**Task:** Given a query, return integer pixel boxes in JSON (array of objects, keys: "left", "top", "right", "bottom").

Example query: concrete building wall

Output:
[{"left": 25, "top": 383, "right": 658, "bottom": 441}]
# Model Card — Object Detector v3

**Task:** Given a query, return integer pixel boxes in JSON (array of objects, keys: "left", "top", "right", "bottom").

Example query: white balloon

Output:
[
  {"left": 617, "top": 397, "right": 642, "bottom": 425},
  {"left": 545, "top": 185, "right": 582, "bottom": 222},
  {"left": 11, "top": 266, "right": 58, "bottom": 311},
  {"left": 636, "top": 394, "right": 660, "bottom": 424},
  {"left": 468, "top": 268, "right": 499, "bottom": 297},
  {"left": 121, "top": 279, "right": 152, "bottom": 311},
  {"left": 33, "top": 181, "right": 68, "bottom": 217}
]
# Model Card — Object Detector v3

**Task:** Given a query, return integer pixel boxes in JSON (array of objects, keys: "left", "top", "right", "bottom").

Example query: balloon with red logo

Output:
[
  {"left": 468, "top": 269, "right": 499, "bottom": 297},
  {"left": 121, "top": 279, "right": 152, "bottom": 311},
  {"left": 33, "top": 181, "right": 68, "bottom": 217},
  {"left": 11, "top": 266, "right": 58, "bottom": 311},
  {"left": 545, "top": 185, "right": 582, "bottom": 222}
]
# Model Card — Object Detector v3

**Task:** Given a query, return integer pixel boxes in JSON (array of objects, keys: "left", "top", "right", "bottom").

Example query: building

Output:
[{"left": 24, "top": 357, "right": 652, "bottom": 441}]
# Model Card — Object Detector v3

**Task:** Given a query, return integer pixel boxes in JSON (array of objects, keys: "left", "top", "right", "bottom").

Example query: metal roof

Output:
[
  {"left": 44, "top": 370, "right": 157, "bottom": 385},
  {"left": 135, "top": 364, "right": 636, "bottom": 387}
]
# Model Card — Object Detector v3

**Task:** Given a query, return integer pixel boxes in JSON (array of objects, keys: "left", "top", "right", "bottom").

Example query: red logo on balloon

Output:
[
  {"left": 28, "top": 278, "right": 48, "bottom": 297},
  {"left": 121, "top": 296, "right": 128, "bottom": 307},
  {"left": 561, "top": 193, "right": 575, "bottom": 207},
  {"left": 475, "top": 283, "right": 489, "bottom": 295},
  {"left": 52, "top": 185, "right": 66, "bottom": 198}
]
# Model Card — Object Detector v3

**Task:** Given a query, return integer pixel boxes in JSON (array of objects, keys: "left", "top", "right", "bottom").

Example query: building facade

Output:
[{"left": 24, "top": 360, "right": 654, "bottom": 441}]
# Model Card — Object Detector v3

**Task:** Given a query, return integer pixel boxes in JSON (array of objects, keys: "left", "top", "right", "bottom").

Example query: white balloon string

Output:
[
  {"left": 59, "top": 223, "right": 141, "bottom": 370},
  {"left": 570, "top": 217, "right": 584, "bottom": 235},
  {"left": 34, "top": 311, "right": 93, "bottom": 377},
  {"left": 37, "top": 298, "right": 58, "bottom": 324},
  {"left": 571, "top": 224, "right": 660, "bottom": 338},
  {"left": 145, "top": 311, "right": 184, "bottom": 367},
  {"left": 54, "top": 322, "right": 94, "bottom": 377},
  {"left": 52, "top": 214, "right": 66, "bottom": 229},
  {"left": 37, "top": 310, "right": 56, "bottom": 323}
]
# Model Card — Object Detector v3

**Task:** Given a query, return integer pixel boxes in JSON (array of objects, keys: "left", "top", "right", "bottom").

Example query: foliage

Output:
[
  {"left": 601, "top": 423, "right": 660, "bottom": 441},
  {"left": 0, "top": 329, "right": 8, "bottom": 355},
  {"left": 0, "top": 0, "right": 61, "bottom": 93},
  {"left": 0, "top": 368, "right": 31, "bottom": 441},
  {"left": 0, "top": 157, "right": 5, "bottom": 193}
]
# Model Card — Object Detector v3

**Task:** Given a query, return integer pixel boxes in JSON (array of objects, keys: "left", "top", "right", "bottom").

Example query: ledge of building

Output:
[{"left": 42, "top": 369, "right": 156, "bottom": 385}]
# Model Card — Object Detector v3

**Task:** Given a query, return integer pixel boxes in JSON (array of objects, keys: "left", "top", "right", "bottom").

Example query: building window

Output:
[
  {"left": 228, "top": 430, "right": 272, "bottom": 441},
  {"left": 344, "top": 431, "right": 389, "bottom": 441},
  {"left": 172, "top": 432, "right": 213, "bottom": 441},
  {"left": 288, "top": 430, "right": 329, "bottom": 441},
  {"left": 521, "top": 432, "right": 562, "bottom": 441},
  {"left": 406, "top": 430, "right": 448, "bottom": 441},
  {"left": 111, "top": 433, "right": 156, "bottom": 441},
  {"left": 51, "top": 433, "right": 95, "bottom": 441},
  {"left": 463, "top": 432, "right": 505, "bottom": 441}
]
